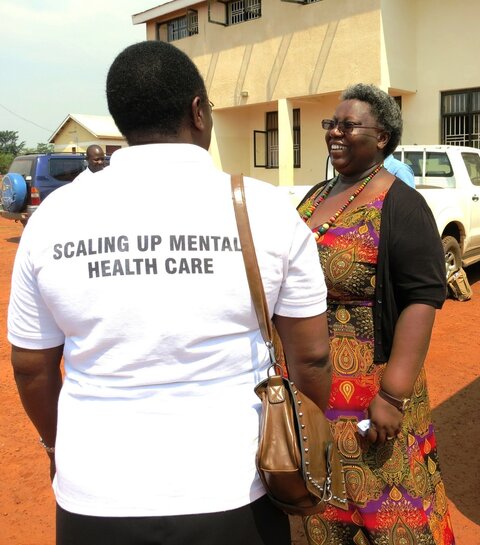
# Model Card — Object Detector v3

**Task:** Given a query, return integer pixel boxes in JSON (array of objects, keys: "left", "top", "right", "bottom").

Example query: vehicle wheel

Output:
[
  {"left": 442, "top": 236, "right": 462, "bottom": 278},
  {"left": 1, "top": 173, "right": 27, "bottom": 212}
]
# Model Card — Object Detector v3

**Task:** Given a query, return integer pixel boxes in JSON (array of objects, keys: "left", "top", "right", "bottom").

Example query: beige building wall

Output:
[
  {"left": 142, "top": 0, "right": 386, "bottom": 185},
  {"left": 53, "top": 119, "right": 125, "bottom": 153},
  {"left": 381, "top": 0, "right": 417, "bottom": 94},
  {"left": 406, "top": 0, "right": 480, "bottom": 145},
  {"left": 138, "top": 0, "right": 480, "bottom": 183},
  {"left": 54, "top": 120, "right": 94, "bottom": 152},
  {"left": 381, "top": 0, "right": 480, "bottom": 146},
  {"left": 145, "top": 0, "right": 383, "bottom": 105}
]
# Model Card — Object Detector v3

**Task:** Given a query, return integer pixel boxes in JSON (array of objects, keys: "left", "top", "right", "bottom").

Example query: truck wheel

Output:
[{"left": 442, "top": 236, "right": 462, "bottom": 278}]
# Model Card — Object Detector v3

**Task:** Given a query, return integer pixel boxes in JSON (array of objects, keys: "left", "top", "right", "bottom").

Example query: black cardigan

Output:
[{"left": 299, "top": 178, "right": 446, "bottom": 363}]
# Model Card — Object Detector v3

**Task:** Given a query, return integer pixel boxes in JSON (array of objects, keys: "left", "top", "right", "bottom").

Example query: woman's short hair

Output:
[
  {"left": 341, "top": 83, "right": 403, "bottom": 157},
  {"left": 106, "top": 41, "right": 207, "bottom": 139}
]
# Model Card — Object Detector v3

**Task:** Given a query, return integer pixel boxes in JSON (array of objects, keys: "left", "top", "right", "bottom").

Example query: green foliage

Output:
[
  {"left": 0, "top": 152, "right": 14, "bottom": 174},
  {"left": 0, "top": 130, "right": 54, "bottom": 173},
  {"left": 0, "top": 131, "right": 25, "bottom": 155},
  {"left": 24, "top": 143, "right": 55, "bottom": 154}
]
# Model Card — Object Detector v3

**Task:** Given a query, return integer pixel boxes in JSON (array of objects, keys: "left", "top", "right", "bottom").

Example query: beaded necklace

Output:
[{"left": 302, "top": 163, "right": 383, "bottom": 240}]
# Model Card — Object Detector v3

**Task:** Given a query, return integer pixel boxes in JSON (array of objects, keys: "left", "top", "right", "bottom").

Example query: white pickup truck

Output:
[
  {"left": 393, "top": 145, "right": 480, "bottom": 276},
  {"left": 280, "top": 144, "right": 480, "bottom": 277}
]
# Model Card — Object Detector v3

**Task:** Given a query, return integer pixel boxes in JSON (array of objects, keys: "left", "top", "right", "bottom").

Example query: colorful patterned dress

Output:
[{"left": 298, "top": 189, "right": 455, "bottom": 545}]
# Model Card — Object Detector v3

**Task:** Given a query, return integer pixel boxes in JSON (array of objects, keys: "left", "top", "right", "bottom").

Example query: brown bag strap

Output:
[{"left": 231, "top": 174, "right": 275, "bottom": 359}]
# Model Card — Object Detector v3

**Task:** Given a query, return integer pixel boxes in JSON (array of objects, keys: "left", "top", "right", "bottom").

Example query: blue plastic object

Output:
[{"left": 1, "top": 173, "right": 27, "bottom": 212}]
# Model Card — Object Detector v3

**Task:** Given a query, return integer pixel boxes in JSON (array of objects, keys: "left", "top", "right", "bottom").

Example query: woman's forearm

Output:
[{"left": 380, "top": 303, "right": 436, "bottom": 397}]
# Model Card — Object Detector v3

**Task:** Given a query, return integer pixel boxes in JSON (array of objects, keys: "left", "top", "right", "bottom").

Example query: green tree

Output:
[
  {"left": 0, "top": 152, "right": 14, "bottom": 174},
  {"left": 0, "top": 131, "right": 25, "bottom": 155},
  {"left": 24, "top": 143, "right": 54, "bottom": 154}
]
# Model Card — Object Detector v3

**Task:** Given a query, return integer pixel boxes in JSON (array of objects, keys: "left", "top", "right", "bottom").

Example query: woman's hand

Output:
[
  {"left": 366, "top": 393, "right": 403, "bottom": 444},
  {"left": 366, "top": 303, "right": 437, "bottom": 445}
]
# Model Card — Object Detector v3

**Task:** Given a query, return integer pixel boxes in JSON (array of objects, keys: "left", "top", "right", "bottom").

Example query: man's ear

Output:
[{"left": 191, "top": 96, "right": 206, "bottom": 131}]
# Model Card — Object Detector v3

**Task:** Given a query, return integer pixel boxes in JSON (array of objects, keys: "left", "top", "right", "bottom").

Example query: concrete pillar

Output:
[{"left": 278, "top": 98, "right": 294, "bottom": 186}]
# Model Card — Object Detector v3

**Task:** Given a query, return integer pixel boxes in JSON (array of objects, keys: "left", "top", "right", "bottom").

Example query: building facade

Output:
[
  {"left": 49, "top": 114, "right": 126, "bottom": 155},
  {"left": 133, "top": 0, "right": 480, "bottom": 187}
]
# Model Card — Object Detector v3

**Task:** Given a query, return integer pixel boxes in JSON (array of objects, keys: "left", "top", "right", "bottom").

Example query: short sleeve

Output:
[
  {"left": 389, "top": 195, "right": 446, "bottom": 309},
  {"left": 8, "top": 226, "right": 65, "bottom": 349},
  {"left": 274, "top": 216, "right": 327, "bottom": 318}
]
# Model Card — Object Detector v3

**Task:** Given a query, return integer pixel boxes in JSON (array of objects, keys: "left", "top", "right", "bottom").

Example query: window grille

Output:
[
  {"left": 266, "top": 111, "right": 279, "bottom": 168},
  {"left": 281, "top": 0, "right": 322, "bottom": 4},
  {"left": 293, "top": 108, "right": 301, "bottom": 168},
  {"left": 164, "top": 10, "right": 198, "bottom": 42},
  {"left": 253, "top": 108, "right": 301, "bottom": 169},
  {"left": 442, "top": 88, "right": 480, "bottom": 148},
  {"left": 227, "top": 0, "right": 261, "bottom": 25}
]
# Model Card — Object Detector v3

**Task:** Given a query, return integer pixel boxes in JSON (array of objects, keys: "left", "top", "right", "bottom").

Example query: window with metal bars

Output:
[
  {"left": 281, "top": 0, "right": 321, "bottom": 4},
  {"left": 441, "top": 88, "right": 480, "bottom": 148},
  {"left": 293, "top": 108, "right": 301, "bottom": 168},
  {"left": 227, "top": 0, "right": 261, "bottom": 25},
  {"left": 264, "top": 109, "right": 300, "bottom": 168},
  {"left": 266, "top": 111, "right": 278, "bottom": 168},
  {"left": 161, "top": 10, "right": 198, "bottom": 42},
  {"left": 253, "top": 109, "right": 301, "bottom": 168}
]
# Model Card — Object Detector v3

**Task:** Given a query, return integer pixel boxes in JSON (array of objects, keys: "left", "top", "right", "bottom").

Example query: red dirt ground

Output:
[{"left": 0, "top": 216, "right": 479, "bottom": 545}]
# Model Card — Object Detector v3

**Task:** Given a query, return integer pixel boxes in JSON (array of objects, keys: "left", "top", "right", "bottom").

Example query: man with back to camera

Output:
[
  {"left": 74, "top": 144, "right": 105, "bottom": 181},
  {"left": 8, "top": 41, "right": 332, "bottom": 545}
]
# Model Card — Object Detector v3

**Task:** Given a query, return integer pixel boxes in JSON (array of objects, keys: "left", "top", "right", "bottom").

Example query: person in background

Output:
[
  {"left": 384, "top": 153, "right": 415, "bottom": 187},
  {"left": 297, "top": 83, "right": 455, "bottom": 544},
  {"left": 8, "top": 40, "right": 332, "bottom": 545},
  {"left": 74, "top": 144, "right": 105, "bottom": 181}
]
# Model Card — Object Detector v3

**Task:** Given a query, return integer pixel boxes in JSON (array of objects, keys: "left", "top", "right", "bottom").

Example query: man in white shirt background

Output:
[{"left": 74, "top": 144, "right": 105, "bottom": 181}]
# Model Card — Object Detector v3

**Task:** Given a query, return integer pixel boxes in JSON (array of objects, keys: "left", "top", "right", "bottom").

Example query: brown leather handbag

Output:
[
  {"left": 231, "top": 174, "right": 347, "bottom": 516},
  {"left": 447, "top": 267, "right": 473, "bottom": 301}
]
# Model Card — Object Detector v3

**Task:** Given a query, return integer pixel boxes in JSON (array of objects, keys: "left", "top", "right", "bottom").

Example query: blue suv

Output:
[{"left": 0, "top": 153, "right": 89, "bottom": 225}]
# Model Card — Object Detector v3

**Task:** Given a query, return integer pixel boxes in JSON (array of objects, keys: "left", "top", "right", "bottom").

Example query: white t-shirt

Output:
[
  {"left": 8, "top": 144, "right": 327, "bottom": 517},
  {"left": 72, "top": 166, "right": 95, "bottom": 182}
]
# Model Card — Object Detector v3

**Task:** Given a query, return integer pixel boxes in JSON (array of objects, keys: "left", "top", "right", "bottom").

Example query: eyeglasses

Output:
[
  {"left": 321, "top": 119, "right": 382, "bottom": 134},
  {"left": 208, "top": 100, "right": 214, "bottom": 111}
]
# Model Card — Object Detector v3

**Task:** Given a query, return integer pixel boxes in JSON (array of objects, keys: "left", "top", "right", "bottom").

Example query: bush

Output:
[{"left": 0, "top": 152, "right": 14, "bottom": 175}]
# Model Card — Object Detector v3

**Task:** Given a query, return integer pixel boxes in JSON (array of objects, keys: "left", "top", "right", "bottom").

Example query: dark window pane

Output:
[{"left": 441, "top": 88, "right": 480, "bottom": 149}]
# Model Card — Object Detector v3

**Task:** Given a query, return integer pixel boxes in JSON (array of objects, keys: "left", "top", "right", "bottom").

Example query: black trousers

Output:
[{"left": 56, "top": 495, "right": 290, "bottom": 545}]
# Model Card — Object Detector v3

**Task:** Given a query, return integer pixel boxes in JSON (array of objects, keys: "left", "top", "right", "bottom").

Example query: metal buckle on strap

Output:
[{"left": 265, "top": 340, "right": 277, "bottom": 365}]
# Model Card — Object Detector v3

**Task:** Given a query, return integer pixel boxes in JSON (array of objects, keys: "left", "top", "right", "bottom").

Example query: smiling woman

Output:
[{"left": 297, "top": 84, "right": 456, "bottom": 545}]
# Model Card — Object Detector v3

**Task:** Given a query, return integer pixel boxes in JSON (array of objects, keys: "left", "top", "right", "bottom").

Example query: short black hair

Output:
[
  {"left": 106, "top": 41, "right": 207, "bottom": 139},
  {"left": 341, "top": 83, "right": 403, "bottom": 158}
]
